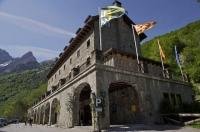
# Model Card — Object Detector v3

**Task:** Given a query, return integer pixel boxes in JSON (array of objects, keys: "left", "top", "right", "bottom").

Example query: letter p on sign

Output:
[{"left": 96, "top": 98, "right": 102, "bottom": 107}]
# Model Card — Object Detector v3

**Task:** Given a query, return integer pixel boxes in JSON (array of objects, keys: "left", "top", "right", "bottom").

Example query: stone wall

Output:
[
  {"left": 93, "top": 18, "right": 141, "bottom": 55},
  {"left": 104, "top": 53, "right": 165, "bottom": 78},
  {"left": 47, "top": 15, "right": 142, "bottom": 92},
  {"left": 95, "top": 63, "right": 193, "bottom": 128},
  {"left": 31, "top": 65, "right": 98, "bottom": 128},
  {"left": 47, "top": 31, "right": 95, "bottom": 91}
]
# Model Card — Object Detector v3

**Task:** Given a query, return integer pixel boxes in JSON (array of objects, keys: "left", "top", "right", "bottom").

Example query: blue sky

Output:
[{"left": 0, "top": 0, "right": 199, "bottom": 62}]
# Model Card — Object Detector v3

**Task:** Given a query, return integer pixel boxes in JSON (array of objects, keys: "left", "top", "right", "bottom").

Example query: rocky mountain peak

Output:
[
  {"left": 0, "top": 49, "right": 39, "bottom": 73},
  {"left": 0, "top": 49, "right": 13, "bottom": 64},
  {"left": 20, "top": 51, "right": 37, "bottom": 63}
]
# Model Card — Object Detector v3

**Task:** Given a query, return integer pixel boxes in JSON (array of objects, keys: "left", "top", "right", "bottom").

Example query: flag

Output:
[
  {"left": 158, "top": 40, "right": 166, "bottom": 61},
  {"left": 100, "top": 5, "right": 125, "bottom": 27},
  {"left": 175, "top": 45, "right": 185, "bottom": 80},
  {"left": 175, "top": 45, "right": 181, "bottom": 66},
  {"left": 133, "top": 21, "right": 156, "bottom": 35}
]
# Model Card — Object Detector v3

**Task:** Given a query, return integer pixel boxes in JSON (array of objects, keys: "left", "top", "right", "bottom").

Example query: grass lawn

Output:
[{"left": 189, "top": 121, "right": 200, "bottom": 129}]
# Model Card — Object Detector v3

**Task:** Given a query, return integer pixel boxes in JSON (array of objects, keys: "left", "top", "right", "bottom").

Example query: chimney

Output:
[{"left": 113, "top": 0, "right": 122, "bottom": 7}]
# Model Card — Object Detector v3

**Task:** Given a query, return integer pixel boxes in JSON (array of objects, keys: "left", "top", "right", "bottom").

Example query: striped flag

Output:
[
  {"left": 133, "top": 21, "right": 156, "bottom": 35},
  {"left": 100, "top": 5, "right": 125, "bottom": 27},
  {"left": 175, "top": 45, "right": 185, "bottom": 80},
  {"left": 158, "top": 40, "right": 166, "bottom": 61}
]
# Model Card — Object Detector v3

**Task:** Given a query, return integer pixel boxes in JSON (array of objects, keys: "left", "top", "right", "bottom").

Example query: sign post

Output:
[{"left": 95, "top": 97, "right": 102, "bottom": 132}]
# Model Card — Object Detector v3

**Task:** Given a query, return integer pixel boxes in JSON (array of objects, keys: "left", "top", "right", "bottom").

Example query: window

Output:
[
  {"left": 77, "top": 50, "right": 80, "bottom": 57},
  {"left": 143, "top": 61, "right": 148, "bottom": 73},
  {"left": 64, "top": 65, "right": 66, "bottom": 70},
  {"left": 73, "top": 66, "right": 80, "bottom": 77},
  {"left": 86, "top": 57, "right": 91, "bottom": 65},
  {"left": 176, "top": 94, "right": 182, "bottom": 105},
  {"left": 59, "top": 70, "right": 61, "bottom": 75},
  {"left": 55, "top": 74, "right": 56, "bottom": 79},
  {"left": 171, "top": 94, "right": 176, "bottom": 106},
  {"left": 87, "top": 39, "right": 90, "bottom": 48},
  {"left": 163, "top": 93, "right": 170, "bottom": 102},
  {"left": 106, "top": 22, "right": 111, "bottom": 28},
  {"left": 69, "top": 72, "right": 71, "bottom": 79},
  {"left": 130, "top": 44, "right": 133, "bottom": 48},
  {"left": 70, "top": 58, "right": 72, "bottom": 64}
]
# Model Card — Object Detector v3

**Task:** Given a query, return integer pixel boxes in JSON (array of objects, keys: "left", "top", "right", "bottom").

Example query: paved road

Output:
[
  {"left": 0, "top": 123, "right": 200, "bottom": 132},
  {"left": 0, "top": 124, "right": 92, "bottom": 132}
]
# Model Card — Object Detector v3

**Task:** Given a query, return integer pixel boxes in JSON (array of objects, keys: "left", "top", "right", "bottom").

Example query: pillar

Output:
[
  {"left": 96, "top": 71, "right": 110, "bottom": 130},
  {"left": 43, "top": 111, "right": 46, "bottom": 125},
  {"left": 48, "top": 102, "right": 52, "bottom": 125}
]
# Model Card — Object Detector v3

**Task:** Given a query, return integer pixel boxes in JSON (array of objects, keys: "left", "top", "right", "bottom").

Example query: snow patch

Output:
[{"left": 0, "top": 60, "right": 12, "bottom": 67}]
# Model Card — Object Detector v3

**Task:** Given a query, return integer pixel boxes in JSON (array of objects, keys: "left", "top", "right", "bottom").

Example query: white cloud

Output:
[
  {"left": 0, "top": 45, "right": 60, "bottom": 62},
  {"left": 0, "top": 11, "right": 75, "bottom": 37}
]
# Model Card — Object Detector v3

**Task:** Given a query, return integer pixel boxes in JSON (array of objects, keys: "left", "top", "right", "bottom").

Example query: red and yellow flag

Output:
[
  {"left": 157, "top": 40, "right": 166, "bottom": 61},
  {"left": 133, "top": 21, "right": 156, "bottom": 35}
]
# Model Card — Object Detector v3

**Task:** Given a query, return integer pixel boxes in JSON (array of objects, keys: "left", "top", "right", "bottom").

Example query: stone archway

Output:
[
  {"left": 74, "top": 83, "right": 92, "bottom": 126},
  {"left": 109, "top": 82, "right": 140, "bottom": 125},
  {"left": 44, "top": 102, "right": 50, "bottom": 124},
  {"left": 51, "top": 98, "right": 60, "bottom": 125}
]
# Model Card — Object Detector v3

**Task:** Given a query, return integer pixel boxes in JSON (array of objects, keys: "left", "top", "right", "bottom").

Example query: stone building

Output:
[{"left": 28, "top": 1, "right": 193, "bottom": 130}]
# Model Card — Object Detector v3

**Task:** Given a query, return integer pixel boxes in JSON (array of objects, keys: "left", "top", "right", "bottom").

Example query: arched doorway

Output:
[
  {"left": 44, "top": 102, "right": 50, "bottom": 124},
  {"left": 74, "top": 83, "right": 92, "bottom": 126},
  {"left": 51, "top": 98, "right": 60, "bottom": 125},
  {"left": 109, "top": 82, "right": 140, "bottom": 124}
]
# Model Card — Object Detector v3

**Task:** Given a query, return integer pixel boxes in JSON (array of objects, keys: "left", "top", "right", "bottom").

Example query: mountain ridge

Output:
[
  {"left": 0, "top": 58, "right": 55, "bottom": 119},
  {"left": 0, "top": 49, "right": 39, "bottom": 73},
  {"left": 0, "top": 49, "right": 13, "bottom": 64},
  {"left": 141, "top": 20, "right": 200, "bottom": 98}
]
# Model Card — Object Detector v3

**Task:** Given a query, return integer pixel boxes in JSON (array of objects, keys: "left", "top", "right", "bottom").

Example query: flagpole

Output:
[
  {"left": 157, "top": 40, "right": 165, "bottom": 76},
  {"left": 132, "top": 25, "right": 140, "bottom": 70},
  {"left": 177, "top": 51, "right": 185, "bottom": 81},
  {"left": 175, "top": 46, "right": 185, "bottom": 81},
  {"left": 179, "top": 63, "right": 184, "bottom": 81},
  {"left": 98, "top": 7, "right": 103, "bottom": 51},
  {"left": 177, "top": 55, "right": 184, "bottom": 81}
]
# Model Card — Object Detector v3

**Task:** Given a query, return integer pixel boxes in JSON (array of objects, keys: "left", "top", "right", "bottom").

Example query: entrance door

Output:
[{"left": 109, "top": 82, "right": 139, "bottom": 124}]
